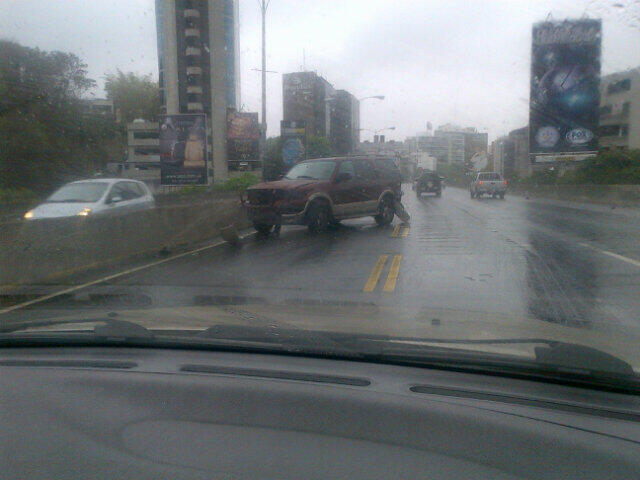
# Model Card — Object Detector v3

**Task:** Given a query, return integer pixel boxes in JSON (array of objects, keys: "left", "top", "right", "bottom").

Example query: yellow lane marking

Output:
[
  {"left": 401, "top": 226, "right": 410, "bottom": 237},
  {"left": 383, "top": 255, "right": 402, "bottom": 293},
  {"left": 391, "top": 225, "right": 401, "bottom": 238},
  {"left": 363, "top": 255, "right": 388, "bottom": 292}
]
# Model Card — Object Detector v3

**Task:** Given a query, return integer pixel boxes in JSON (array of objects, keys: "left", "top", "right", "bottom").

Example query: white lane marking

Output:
[
  {"left": 578, "top": 242, "right": 640, "bottom": 269},
  {"left": 0, "top": 233, "right": 252, "bottom": 315}
]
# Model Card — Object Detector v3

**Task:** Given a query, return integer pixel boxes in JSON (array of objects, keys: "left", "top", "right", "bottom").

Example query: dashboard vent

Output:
[
  {"left": 181, "top": 364, "right": 370, "bottom": 386},
  {"left": 0, "top": 359, "right": 137, "bottom": 369}
]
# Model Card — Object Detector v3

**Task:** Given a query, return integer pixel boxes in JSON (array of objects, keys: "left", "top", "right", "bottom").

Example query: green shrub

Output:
[{"left": 211, "top": 173, "right": 260, "bottom": 192}]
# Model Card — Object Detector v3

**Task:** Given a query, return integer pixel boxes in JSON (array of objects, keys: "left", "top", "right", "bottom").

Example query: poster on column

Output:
[{"left": 159, "top": 114, "right": 208, "bottom": 185}]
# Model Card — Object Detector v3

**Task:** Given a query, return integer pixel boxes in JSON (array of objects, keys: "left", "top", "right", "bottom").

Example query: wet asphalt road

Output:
[{"left": 4, "top": 185, "right": 640, "bottom": 334}]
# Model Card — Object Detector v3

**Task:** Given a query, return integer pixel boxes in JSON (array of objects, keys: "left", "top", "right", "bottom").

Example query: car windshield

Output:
[
  {"left": 284, "top": 161, "right": 336, "bottom": 180},
  {"left": 47, "top": 183, "right": 109, "bottom": 203},
  {"left": 2, "top": 0, "right": 640, "bottom": 390}
]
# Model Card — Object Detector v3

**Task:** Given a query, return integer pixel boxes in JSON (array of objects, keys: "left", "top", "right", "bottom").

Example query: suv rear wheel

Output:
[
  {"left": 375, "top": 196, "right": 395, "bottom": 226},
  {"left": 307, "top": 202, "right": 330, "bottom": 233}
]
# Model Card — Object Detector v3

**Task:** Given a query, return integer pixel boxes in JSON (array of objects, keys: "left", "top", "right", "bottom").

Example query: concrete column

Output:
[
  {"left": 161, "top": 0, "right": 179, "bottom": 114},
  {"left": 209, "top": 0, "right": 228, "bottom": 182}
]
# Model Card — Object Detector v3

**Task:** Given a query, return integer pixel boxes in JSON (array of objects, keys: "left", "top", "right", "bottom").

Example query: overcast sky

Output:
[{"left": 1, "top": 0, "right": 639, "bottom": 141}]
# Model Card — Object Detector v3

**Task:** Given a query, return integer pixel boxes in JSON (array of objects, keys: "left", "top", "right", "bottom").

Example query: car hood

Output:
[
  {"left": 30, "top": 202, "right": 97, "bottom": 219},
  {"left": 248, "top": 179, "right": 320, "bottom": 191}
]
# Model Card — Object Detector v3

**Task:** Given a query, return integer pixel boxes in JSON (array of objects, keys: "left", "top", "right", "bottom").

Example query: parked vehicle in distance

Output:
[
  {"left": 242, "top": 156, "right": 403, "bottom": 234},
  {"left": 24, "top": 179, "right": 155, "bottom": 220},
  {"left": 470, "top": 172, "right": 507, "bottom": 199},
  {"left": 414, "top": 170, "right": 442, "bottom": 197}
]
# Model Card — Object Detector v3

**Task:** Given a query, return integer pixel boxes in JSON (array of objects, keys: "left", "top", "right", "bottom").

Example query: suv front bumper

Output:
[{"left": 242, "top": 198, "right": 308, "bottom": 226}]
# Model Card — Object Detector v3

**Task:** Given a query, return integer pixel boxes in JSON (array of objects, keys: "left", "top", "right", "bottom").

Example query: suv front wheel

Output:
[
  {"left": 306, "top": 202, "right": 331, "bottom": 233},
  {"left": 375, "top": 197, "right": 395, "bottom": 226}
]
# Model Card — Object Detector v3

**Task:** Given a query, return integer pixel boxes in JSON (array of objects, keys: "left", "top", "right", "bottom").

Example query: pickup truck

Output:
[{"left": 470, "top": 172, "right": 507, "bottom": 199}]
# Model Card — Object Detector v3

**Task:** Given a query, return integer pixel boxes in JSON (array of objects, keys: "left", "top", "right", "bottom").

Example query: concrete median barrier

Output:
[{"left": 0, "top": 198, "right": 249, "bottom": 287}]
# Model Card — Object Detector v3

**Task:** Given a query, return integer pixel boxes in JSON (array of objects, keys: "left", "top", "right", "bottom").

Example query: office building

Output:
[
  {"left": 599, "top": 68, "right": 640, "bottom": 151},
  {"left": 155, "top": 0, "right": 240, "bottom": 181},
  {"left": 462, "top": 128, "right": 489, "bottom": 164},
  {"left": 330, "top": 90, "right": 360, "bottom": 154},
  {"left": 491, "top": 126, "right": 530, "bottom": 179},
  {"left": 283, "top": 71, "right": 335, "bottom": 138}
]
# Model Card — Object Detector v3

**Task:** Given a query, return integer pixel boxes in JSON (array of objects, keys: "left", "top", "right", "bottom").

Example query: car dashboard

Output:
[{"left": 2, "top": 347, "right": 639, "bottom": 479}]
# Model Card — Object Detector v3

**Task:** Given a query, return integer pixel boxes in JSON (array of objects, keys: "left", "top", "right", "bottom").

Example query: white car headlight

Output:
[
  {"left": 24, "top": 210, "right": 34, "bottom": 219},
  {"left": 77, "top": 208, "right": 92, "bottom": 216}
]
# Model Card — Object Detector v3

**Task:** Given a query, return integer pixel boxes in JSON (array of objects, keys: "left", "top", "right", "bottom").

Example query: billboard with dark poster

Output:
[
  {"left": 159, "top": 114, "right": 208, "bottom": 185},
  {"left": 227, "top": 110, "right": 260, "bottom": 164},
  {"left": 530, "top": 19, "right": 601, "bottom": 161},
  {"left": 281, "top": 120, "right": 307, "bottom": 169}
]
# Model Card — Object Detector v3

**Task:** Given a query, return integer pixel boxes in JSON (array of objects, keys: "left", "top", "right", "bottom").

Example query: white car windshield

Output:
[{"left": 47, "top": 182, "right": 109, "bottom": 203}]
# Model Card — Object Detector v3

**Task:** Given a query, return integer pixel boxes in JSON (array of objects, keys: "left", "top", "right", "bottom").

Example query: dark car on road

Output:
[
  {"left": 414, "top": 170, "right": 442, "bottom": 197},
  {"left": 470, "top": 172, "right": 507, "bottom": 199},
  {"left": 243, "top": 156, "right": 402, "bottom": 234}
]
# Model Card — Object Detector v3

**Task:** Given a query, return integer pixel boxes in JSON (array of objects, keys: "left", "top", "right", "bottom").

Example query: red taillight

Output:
[
  {"left": 504, "top": 180, "right": 508, "bottom": 186},
  {"left": 478, "top": 181, "right": 482, "bottom": 185}
]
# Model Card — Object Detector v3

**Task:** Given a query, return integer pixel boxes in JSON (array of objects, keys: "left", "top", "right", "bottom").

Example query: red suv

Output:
[{"left": 242, "top": 156, "right": 402, "bottom": 234}]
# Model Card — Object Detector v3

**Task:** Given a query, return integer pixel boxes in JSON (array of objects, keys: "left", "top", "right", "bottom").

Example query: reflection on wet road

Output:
[{"left": 4, "top": 186, "right": 640, "bottom": 336}]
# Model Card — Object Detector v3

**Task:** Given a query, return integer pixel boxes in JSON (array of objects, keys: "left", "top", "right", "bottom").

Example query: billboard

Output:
[
  {"left": 281, "top": 120, "right": 306, "bottom": 169},
  {"left": 159, "top": 114, "right": 208, "bottom": 185},
  {"left": 227, "top": 110, "right": 260, "bottom": 163},
  {"left": 530, "top": 19, "right": 601, "bottom": 161}
]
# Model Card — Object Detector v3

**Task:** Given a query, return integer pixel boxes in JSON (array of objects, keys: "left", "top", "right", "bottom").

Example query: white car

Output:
[{"left": 24, "top": 179, "right": 155, "bottom": 220}]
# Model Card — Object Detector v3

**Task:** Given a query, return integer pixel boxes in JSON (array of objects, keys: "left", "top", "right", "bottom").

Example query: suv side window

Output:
[
  {"left": 353, "top": 158, "right": 376, "bottom": 181},
  {"left": 374, "top": 158, "right": 400, "bottom": 180},
  {"left": 337, "top": 160, "right": 355, "bottom": 179}
]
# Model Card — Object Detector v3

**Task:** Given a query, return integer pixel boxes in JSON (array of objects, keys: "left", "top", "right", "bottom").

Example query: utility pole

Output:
[{"left": 260, "top": 0, "right": 269, "bottom": 169}]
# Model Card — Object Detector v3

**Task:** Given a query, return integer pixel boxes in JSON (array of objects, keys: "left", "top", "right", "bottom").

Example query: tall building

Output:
[
  {"left": 283, "top": 72, "right": 335, "bottom": 138},
  {"left": 599, "top": 68, "right": 640, "bottom": 151},
  {"left": 155, "top": 0, "right": 240, "bottom": 181},
  {"left": 410, "top": 135, "right": 450, "bottom": 162},
  {"left": 330, "top": 90, "right": 360, "bottom": 154},
  {"left": 491, "top": 127, "right": 530, "bottom": 179},
  {"left": 462, "top": 129, "right": 488, "bottom": 164},
  {"left": 434, "top": 126, "right": 465, "bottom": 163}
]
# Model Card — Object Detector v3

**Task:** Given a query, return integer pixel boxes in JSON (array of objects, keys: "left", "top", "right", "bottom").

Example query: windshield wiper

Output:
[
  {"left": 340, "top": 335, "right": 638, "bottom": 392},
  {"left": 0, "top": 312, "right": 363, "bottom": 358},
  {"left": 293, "top": 175, "right": 316, "bottom": 179},
  {"left": 0, "top": 315, "right": 153, "bottom": 339}
]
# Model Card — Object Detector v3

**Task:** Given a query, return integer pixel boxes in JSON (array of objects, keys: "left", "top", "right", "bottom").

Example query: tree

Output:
[
  {"left": 104, "top": 70, "right": 161, "bottom": 124},
  {"left": 0, "top": 40, "right": 120, "bottom": 193},
  {"left": 307, "top": 135, "right": 332, "bottom": 158},
  {"left": 263, "top": 136, "right": 284, "bottom": 181}
]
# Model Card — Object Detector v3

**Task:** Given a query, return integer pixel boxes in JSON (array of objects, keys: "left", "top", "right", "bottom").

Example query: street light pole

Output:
[{"left": 260, "top": 0, "right": 269, "bottom": 169}]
